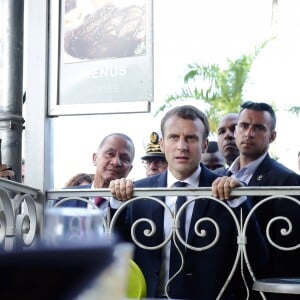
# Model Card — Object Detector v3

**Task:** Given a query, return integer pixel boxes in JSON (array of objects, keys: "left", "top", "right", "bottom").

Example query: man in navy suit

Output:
[
  {"left": 227, "top": 102, "right": 300, "bottom": 295},
  {"left": 109, "top": 105, "right": 267, "bottom": 299},
  {"left": 60, "top": 133, "right": 135, "bottom": 208}
]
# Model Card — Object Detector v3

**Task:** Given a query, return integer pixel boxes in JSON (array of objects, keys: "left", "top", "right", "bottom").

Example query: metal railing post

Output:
[{"left": 0, "top": 0, "right": 25, "bottom": 183}]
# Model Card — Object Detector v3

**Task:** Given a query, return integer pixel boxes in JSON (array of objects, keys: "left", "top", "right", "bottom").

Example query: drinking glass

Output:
[{"left": 43, "top": 207, "right": 105, "bottom": 247}]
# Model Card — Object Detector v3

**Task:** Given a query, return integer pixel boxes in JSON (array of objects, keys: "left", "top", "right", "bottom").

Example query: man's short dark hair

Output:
[
  {"left": 240, "top": 101, "right": 276, "bottom": 130},
  {"left": 206, "top": 141, "right": 219, "bottom": 153},
  {"left": 160, "top": 105, "right": 210, "bottom": 139}
]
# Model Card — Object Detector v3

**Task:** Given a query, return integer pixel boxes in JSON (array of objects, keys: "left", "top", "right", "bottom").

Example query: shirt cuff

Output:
[
  {"left": 227, "top": 195, "right": 247, "bottom": 208},
  {"left": 109, "top": 197, "right": 124, "bottom": 209}
]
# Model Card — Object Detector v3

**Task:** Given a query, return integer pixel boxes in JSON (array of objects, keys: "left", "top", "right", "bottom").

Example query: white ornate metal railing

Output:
[
  {"left": 0, "top": 181, "right": 299, "bottom": 298},
  {"left": 243, "top": 194, "right": 300, "bottom": 299},
  {"left": 107, "top": 193, "right": 243, "bottom": 299},
  {"left": 48, "top": 186, "right": 300, "bottom": 299},
  {"left": 0, "top": 178, "right": 43, "bottom": 251}
]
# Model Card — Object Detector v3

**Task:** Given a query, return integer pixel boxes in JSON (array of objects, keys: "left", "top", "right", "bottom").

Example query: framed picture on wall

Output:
[{"left": 48, "top": 0, "right": 153, "bottom": 116}]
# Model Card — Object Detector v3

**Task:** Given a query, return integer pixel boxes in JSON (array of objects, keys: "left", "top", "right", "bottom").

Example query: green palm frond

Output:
[{"left": 156, "top": 39, "right": 274, "bottom": 133}]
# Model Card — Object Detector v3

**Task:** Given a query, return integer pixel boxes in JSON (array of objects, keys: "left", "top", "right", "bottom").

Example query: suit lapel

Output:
[{"left": 248, "top": 154, "right": 270, "bottom": 186}]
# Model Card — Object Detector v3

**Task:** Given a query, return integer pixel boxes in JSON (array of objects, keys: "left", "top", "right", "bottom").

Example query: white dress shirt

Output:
[
  {"left": 227, "top": 152, "right": 267, "bottom": 207},
  {"left": 158, "top": 166, "right": 201, "bottom": 296}
]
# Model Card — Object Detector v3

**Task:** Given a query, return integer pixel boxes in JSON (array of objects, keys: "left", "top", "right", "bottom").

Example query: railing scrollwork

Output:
[
  {"left": 108, "top": 194, "right": 244, "bottom": 299},
  {"left": 0, "top": 178, "right": 42, "bottom": 251},
  {"left": 0, "top": 178, "right": 299, "bottom": 298}
]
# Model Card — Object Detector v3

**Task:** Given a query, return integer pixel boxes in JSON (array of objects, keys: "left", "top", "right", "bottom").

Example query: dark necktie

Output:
[
  {"left": 94, "top": 196, "right": 106, "bottom": 207},
  {"left": 169, "top": 181, "right": 187, "bottom": 282},
  {"left": 226, "top": 169, "right": 233, "bottom": 177},
  {"left": 174, "top": 181, "right": 187, "bottom": 240}
]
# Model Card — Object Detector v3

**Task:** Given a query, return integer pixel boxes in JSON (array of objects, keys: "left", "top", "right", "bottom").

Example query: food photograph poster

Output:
[{"left": 49, "top": 0, "right": 153, "bottom": 113}]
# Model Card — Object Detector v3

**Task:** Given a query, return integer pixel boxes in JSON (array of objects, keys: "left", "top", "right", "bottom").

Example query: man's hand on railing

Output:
[
  {"left": 109, "top": 178, "right": 134, "bottom": 201},
  {"left": 0, "top": 164, "right": 15, "bottom": 179},
  {"left": 109, "top": 176, "right": 244, "bottom": 202},
  {"left": 211, "top": 176, "right": 244, "bottom": 201}
]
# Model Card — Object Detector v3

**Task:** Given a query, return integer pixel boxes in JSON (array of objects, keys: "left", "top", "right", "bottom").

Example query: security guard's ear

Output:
[{"left": 269, "top": 130, "right": 277, "bottom": 143}]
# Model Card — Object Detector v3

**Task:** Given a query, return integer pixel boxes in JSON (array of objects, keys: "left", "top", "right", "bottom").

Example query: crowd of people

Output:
[
  {"left": 1, "top": 101, "right": 299, "bottom": 299},
  {"left": 201, "top": 140, "right": 226, "bottom": 171},
  {"left": 58, "top": 101, "right": 299, "bottom": 299},
  {"left": 109, "top": 104, "right": 268, "bottom": 299}
]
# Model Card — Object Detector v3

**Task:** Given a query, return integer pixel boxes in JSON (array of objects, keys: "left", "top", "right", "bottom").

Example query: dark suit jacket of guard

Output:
[
  {"left": 245, "top": 154, "right": 300, "bottom": 280},
  {"left": 213, "top": 154, "right": 300, "bottom": 283},
  {"left": 113, "top": 163, "right": 267, "bottom": 299}
]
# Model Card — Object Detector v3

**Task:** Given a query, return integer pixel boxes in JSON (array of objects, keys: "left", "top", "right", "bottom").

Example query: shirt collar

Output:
[
  {"left": 229, "top": 152, "right": 267, "bottom": 175},
  {"left": 167, "top": 165, "right": 201, "bottom": 188}
]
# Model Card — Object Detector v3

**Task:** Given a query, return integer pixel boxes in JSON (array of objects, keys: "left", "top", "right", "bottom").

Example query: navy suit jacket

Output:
[
  {"left": 246, "top": 154, "right": 300, "bottom": 279},
  {"left": 213, "top": 154, "right": 300, "bottom": 282},
  {"left": 113, "top": 164, "right": 267, "bottom": 299},
  {"left": 248, "top": 153, "right": 300, "bottom": 187}
]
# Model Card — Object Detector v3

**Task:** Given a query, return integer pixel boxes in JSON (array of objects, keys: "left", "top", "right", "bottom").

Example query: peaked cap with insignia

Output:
[{"left": 141, "top": 132, "right": 166, "bottom": 160}]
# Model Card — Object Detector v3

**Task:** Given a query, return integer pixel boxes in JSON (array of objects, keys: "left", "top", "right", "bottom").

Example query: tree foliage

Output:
[
  {"left": 288, "top": 106, "right": 300, "bottom": 116},
  {"left": 156, "top": 39, "right": 272, "bottom": 133}
]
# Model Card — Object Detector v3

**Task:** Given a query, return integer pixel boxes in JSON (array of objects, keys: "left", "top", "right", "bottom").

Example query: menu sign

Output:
[{"left": 48, "top": 0, "right": 153, "bottom": 115}]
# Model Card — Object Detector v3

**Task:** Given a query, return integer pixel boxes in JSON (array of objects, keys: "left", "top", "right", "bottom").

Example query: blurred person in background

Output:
[
  {"left": 64, "top": 172, "right": 94, "bottom": 187},
  {"left": 0, "top": 164, "right": 15, "bottom": 179},
  {"left": 201, "top": 140, "right": 226, "bottom": 171},
  {"left": 0, "top": 139, "right": 15, "bottom": 180}
]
